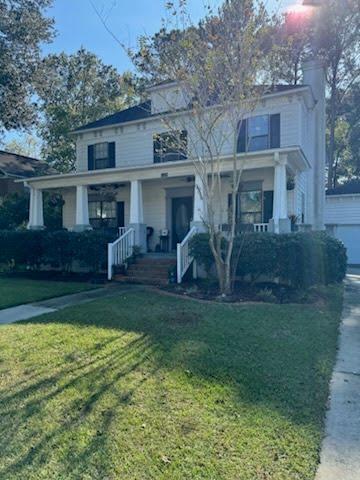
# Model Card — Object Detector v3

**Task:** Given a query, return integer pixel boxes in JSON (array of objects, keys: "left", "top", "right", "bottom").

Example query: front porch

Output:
[{"left": 22, "top": 147, "right": 309, "bottom": 280}]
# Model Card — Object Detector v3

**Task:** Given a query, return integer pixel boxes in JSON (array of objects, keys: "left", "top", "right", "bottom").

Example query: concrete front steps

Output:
[{"left": 113, "top": 255, "right": 176, "bottom": 286}]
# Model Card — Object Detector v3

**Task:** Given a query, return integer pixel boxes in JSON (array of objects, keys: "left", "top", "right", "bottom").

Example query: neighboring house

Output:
[
  {"left": 0, "top": 150, "right": 53, "bottom": 201},
  {"left": 19, "top": 59, "right": 326, "bottom": 281},
  {"left": 325, "top": 181, "right": 360, "bottom": 265}
]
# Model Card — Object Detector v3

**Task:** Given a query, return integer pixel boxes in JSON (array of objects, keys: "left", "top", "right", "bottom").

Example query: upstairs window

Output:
[
  {"left": 153, "top": 130, "right": 187, "bottom": 163},
  {"left": 237, "top": 114, "right": 280, "bottom": 153},
  {"left": 88, "top": 142, "right": 116, "bottom": 170}
]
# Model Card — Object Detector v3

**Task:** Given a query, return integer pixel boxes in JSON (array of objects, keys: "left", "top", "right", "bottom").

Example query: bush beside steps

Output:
[{"left": 190, "top": 231, "right": 347, "bottom": 290}]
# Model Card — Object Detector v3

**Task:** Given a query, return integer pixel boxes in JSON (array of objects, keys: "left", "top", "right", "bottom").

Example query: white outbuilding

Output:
[{"left": 325, "top": 182, "right": 360, "bottom": 265}]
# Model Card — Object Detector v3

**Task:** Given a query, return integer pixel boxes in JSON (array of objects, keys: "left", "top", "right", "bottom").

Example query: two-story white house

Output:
[{"left": 21, "top": 59, "right": 326, "bottom": 282}]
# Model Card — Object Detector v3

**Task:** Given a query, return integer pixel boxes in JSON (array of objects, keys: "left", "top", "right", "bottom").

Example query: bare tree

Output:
[{"left": 131, "top": 0, "right": 279, "bottom": 295}]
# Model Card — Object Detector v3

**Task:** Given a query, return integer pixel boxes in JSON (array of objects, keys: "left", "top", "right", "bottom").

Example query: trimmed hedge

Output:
[
  {"left": 190, "top": 231, "right": 347, "bottom": 289},
  {"left": 0, "top": 230, "right": 116, "bottom": 273}
]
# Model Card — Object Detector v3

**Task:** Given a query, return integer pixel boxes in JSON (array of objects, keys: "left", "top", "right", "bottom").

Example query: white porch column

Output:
[
  {"left": 271, "top": 154, "right": 291, "bottom": 234},
  {"left": 192, "top": 173, "right": 207, "bottom": 227},
  {"left": 129, "top": 180, "right": 144, "bottom": 224},
  {"left": 74, "top": 185, "right": 91, "bottom": 232},
  {"left": 28, "top": 187, "right": 44, "bottom": 230},
  {"left": 129, "top": 180, "right": 147, "bottom": 251}
]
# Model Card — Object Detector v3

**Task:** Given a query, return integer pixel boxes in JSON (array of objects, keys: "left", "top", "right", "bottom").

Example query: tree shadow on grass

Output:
[
  {"left": 0, "top": 289, "right": 341, "bottom": 478},
  {"left": 0, "top": 330, "right": 160, "bottom": 478}
]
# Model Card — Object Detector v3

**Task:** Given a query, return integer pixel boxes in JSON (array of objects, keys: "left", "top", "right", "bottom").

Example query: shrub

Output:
[
  {"left": 0, "top": 230, "right": 116, "bottom": 274},
  {"left": 190, "top": 231, "right": 347, "bottom": 289}
]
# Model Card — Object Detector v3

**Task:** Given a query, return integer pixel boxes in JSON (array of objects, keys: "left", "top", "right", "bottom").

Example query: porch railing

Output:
[
  {"left": 253, "top": 223, "right": 269, "bottom": 233},
  {"left": 107, "top": 227, "right": 135, "bottom": 280},
  {"left": 177, "top": 226, "right": 198, "bottom": 284}
]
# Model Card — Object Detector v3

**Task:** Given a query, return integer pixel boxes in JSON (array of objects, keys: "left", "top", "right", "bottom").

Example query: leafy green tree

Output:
[
  {"left": 316, "top": 0, "right": 360, "bottom": 189},
  {"left": 276, "top": 1, "right": 360, "bottom": 188},
  {"left": 37, "top": 48, "right": 138, "bottom": 172},
  {"left": 326, "top": 117, "right": 351, "bottom": 185},
  {"left": 341, "top": 82, "right": 360, "bottom": 178},
  {"left": 0, "top": 0, "right": 54, "bottom": 132}
]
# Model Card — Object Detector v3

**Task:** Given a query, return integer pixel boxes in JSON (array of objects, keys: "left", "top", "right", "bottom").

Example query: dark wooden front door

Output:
[
  {"left": 171, "top": 196, "right": 193, "bottom": 249},
  {"left": 117, "top": 201, "right": 125, "bottom": 228}
]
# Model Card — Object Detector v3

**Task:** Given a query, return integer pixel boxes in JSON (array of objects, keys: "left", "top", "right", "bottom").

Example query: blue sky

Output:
[
  {"left": 3, "top": 0, "right": 298, "bottom": 148},
  {"left": 43, "top": 0, "right": 297, "bottom": 72}
]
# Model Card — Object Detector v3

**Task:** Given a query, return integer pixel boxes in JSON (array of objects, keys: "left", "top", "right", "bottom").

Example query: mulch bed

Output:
[{"left": 160, "top": 280, "right": 316, "bottom": 304}]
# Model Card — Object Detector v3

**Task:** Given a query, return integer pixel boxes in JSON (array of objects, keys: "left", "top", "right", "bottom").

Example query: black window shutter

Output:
[
  {"left": 153, "top": 135, "right": 161, "bottom": 163},
  {"left": 88, "top": 145, "right": 94, "bottom": 170},
  {"left": 237, "top": 119, "right": 247, "bottom": 153},
  {"left": 270, "top": 114, "right": 280, "bottom": 149},
  {"left": 263, "top": 190, "right": 274, "bottom": 223},
  {"left": 108, "top": 142, "right": 116, "bottom": 168}
]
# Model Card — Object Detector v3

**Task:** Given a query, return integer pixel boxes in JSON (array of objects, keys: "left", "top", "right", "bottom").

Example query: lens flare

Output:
[{"left": 285, "top": 2, "right": 315, "bottom": 15}]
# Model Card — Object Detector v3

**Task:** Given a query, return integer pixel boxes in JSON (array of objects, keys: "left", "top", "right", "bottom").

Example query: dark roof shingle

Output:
[
  {"left": 0, "top": 151, "right": 54, "bottom": 178},
  {"left": 74, "top": 101, "right": 152, "bottom": 132}
]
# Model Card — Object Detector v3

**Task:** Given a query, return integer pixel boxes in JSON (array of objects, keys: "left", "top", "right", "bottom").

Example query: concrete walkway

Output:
[
  {"left": 0, "top": 285, "right": 141, "bottom": 325},
  {"left": 316, "top": 273, "right": 360, "bottom": 480}
]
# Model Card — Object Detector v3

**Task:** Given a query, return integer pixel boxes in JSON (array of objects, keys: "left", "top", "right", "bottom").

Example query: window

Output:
[
  {"left": 237, "top": 114, "right": 280, "bottom": 153},
  {"left": 153, "top": 130, "right": 187, "bottom": 163},
  {"left": 88, "top": 142, "right": 116, "bottom": 170},
  {"left": 89, "top": 201, "right": 117, "bottom": 228},
  {"left": 228, "top": 184, "right": 263, "bottom": 225},
  {"left": 239, "top": 190, "right": 262, "bottom": 224},
  {"left": 248, "top": 116, "right": 269, "bottom": 151}
]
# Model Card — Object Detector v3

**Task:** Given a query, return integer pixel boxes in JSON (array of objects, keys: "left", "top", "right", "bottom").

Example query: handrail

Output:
[
  {"left": 176, "top": 226, "right": 198, "bottom": 284},
  {"left": 107, "top": 228, "right": 135, "bottom": 280}
]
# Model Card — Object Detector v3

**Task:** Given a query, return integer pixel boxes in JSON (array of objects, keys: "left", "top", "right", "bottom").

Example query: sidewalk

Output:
[
  {"left": 0, "top": 284, "right": 142, "bottom": 325},
  {"left": 316, "top": 273, "right": 360, "bottom": 480}
]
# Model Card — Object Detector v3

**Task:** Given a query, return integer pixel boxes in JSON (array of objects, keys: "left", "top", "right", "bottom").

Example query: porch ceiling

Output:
[{"left": 16, "top": 146, "right": 308, "bottom": 190}]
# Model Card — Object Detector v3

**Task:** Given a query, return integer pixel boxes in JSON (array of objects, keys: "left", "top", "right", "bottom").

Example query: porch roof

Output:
[{"left": 16, "top": 146, "right": 309, "bottom": 190}]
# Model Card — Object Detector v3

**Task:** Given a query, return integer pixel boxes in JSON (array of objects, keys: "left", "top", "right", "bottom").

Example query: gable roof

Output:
[
  {"left": 0, "top": 150, "right": 55, "bottom": 178},
  {"left": 73, "top": 84, "right": 308, "bottom": 133}
]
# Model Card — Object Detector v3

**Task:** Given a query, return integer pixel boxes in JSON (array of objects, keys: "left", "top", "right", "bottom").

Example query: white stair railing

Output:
[
  {"left": 253, "top": 223, "right": 269, "bottom": 233},
  {"left": 108, "top": 228, "right": 135, "bottom": 280},
  {"left": 177, "top": 226, "right": 198, "bottom": 284}
]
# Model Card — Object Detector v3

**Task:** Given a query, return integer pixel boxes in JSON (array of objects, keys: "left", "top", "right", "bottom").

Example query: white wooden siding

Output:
[
  {"left": 325, "top": 195, "right": 360, "bottom": 225},
  {"left": 75, "top": 96, "right": 304, "bottom": 173}
]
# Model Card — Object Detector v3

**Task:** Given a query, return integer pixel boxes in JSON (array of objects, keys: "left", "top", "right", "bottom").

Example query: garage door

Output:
[{"left": 333, "top": 225, "right": 360, "bottom": 265}]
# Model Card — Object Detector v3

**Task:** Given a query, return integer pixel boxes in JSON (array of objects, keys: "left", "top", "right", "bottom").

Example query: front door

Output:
[
  {"left": 117, "top": 202, "right": 125, "bottom": 228},
  {"left": 171, "top": 196, "right": 193, "bottom": 249}
]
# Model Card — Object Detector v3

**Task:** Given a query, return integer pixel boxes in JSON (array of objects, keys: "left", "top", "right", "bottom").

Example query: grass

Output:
[
  {"left": 0, "top": 277, "right": 96, "bottom": 310},
  {"left": 0, "top": 286, "right": 343, "bottom": 480}
]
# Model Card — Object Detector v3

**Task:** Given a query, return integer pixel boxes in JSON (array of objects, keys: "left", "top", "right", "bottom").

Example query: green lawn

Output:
[
  {"left": 0, "top": 277, "right": 96, "bottom": 310},
  {"left": 0, "top": 287, "right": 342, "bottom": 480}
]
